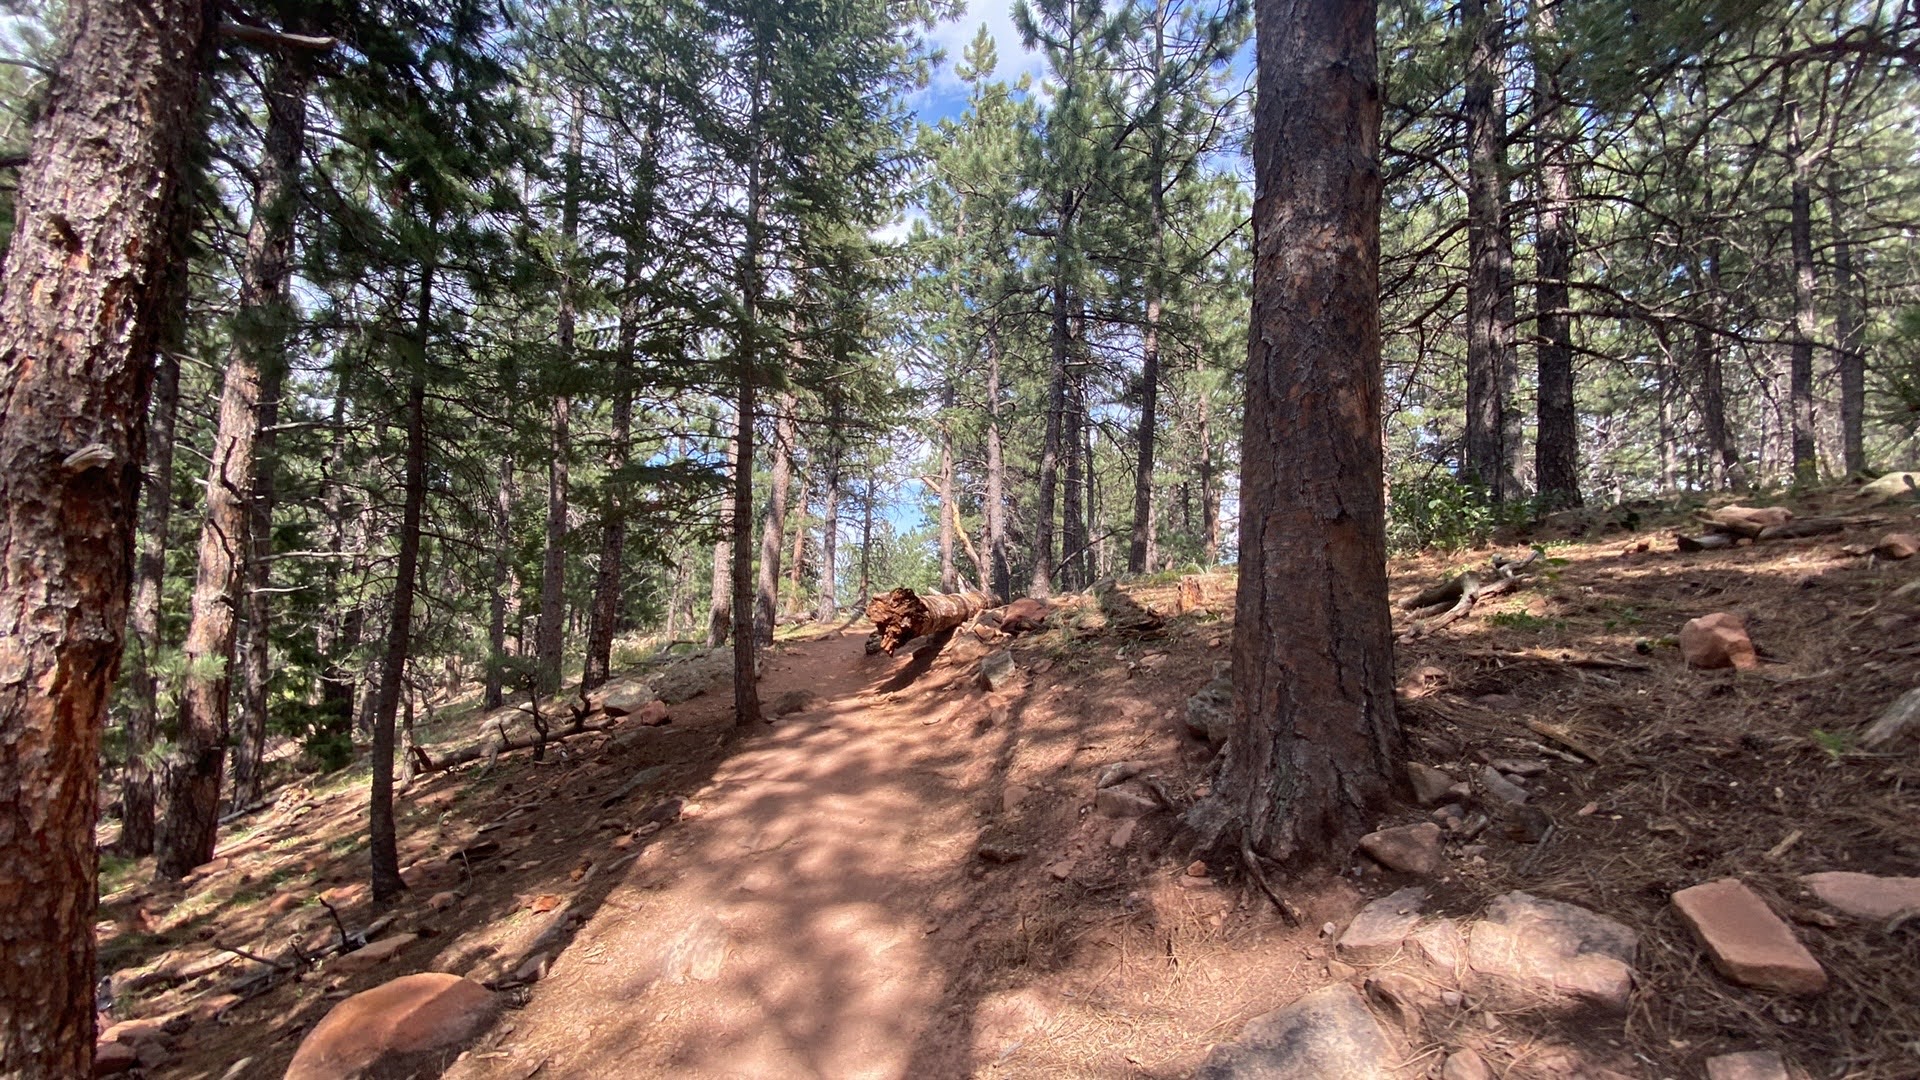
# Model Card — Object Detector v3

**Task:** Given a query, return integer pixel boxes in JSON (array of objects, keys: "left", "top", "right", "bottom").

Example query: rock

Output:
[
  {"left": 1185, "top": 669, "right": 1233, "bottom": 744},
  {"left": 1671, "top": 878, "right": 1827, "bottom": 995},
  {"left": 512, "top": 952, "right": 551, "bottom": 984},
  {"left": 1799, "top": 871, "right": 1920, "bottom": 921},
  {"left": 1363, "top": 970, "right": 1434, "bottom": 1033},
  {"left": 1488, "top": 757, "right": 1548, "bottom": 777},
  {"left": 1467, "top": 891, "right": 1637, "bottom": 1012},
  {"left": 332, "top": 933, "right": 420, "bottom": 974},
  {"left": 426, "top": 891, "right": 458, "bottom": 912},
  {"left": 134, "top": 1041, "right": 169, "bottom": 1069},
  {"left": 1107, "top": 819, "right": 1136, "bottom": 848},
  {"left": 978, "top": 650, "right": 1018, "bottom": 691},
  {"left": 1876, "top": 532, "right": 1920, "bottom": 560},
  {"left": 1858, "top": 470, "right": 1920, "bottom": 505},
  {"left": 976, "top": 841, "right": 1025, "bottom": 864},
  {"left": 1430, "top": 804, "right": 1466, "bottom": 831},
  {"left": 1358, "top": 823, "right": 1444, "bottom": 875},
  {"left": 1407, "top": 763, "right": 1456, "bottom": 806},
  {"left": 1193, "top": 982, "right": 1398, "bottom": 1080},
  {"left": 1862, "top": 688, "right": 1920, "bottom": 749},
  {"left": 1095, "top": 760, "right": 1149, "bottom": 789},
  {"left": 99, "top": 1018, "right": 168, "bottom": 1047},
  {"left": 1705, "top": 1050, "right": 1790, "bottom": 1080},
  {"left": 268, "top": 891, "right": 302, "bottom": 915},
  {"left": 998, "top": 597, "right": 1052, "bottom": 634},
  {"left": 628, "top": 700, "right": 671, "bottom": 726},
  {"left": 1680, "top": 612, "right": 1758, "bottom": 670},
  {"left": 284, "top": 973, "right": 499, "bottom": 1080},
  {"left": 1710, "top": 505, "right": 1794, "bottom": 530},
  {"left": 768, "top": 689, "right": 814, "bottom": 716},
  {"left": 596, "top": 679, "right": 657, "bottom": 717},
  {"left": 94, "top": 1041, "right": 139, "bottom": 1076},
  {"left": 1408, "top": 918, "right": 1469, "bottom": 981},
  {"left": 1441, "top": 1048, "right": 1492, "bottom": 1080},
  {"left": 1094, "top": 785, "right": 1158, "bottom": 819},
  {"left": 1476, "top": 765, "right": 1529, "bottom": 807},
  {"left": 1336, "top": 886, "right": 1426, "bottom": 964},
  {"left": 1186, "top": 860, "right": 1210, "bottom": 877},
  {"left": 1000, "top": 784, "right": 1031, "bottom": 813}
]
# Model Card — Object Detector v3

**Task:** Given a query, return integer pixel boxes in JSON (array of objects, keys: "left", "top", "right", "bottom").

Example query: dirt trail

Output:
[{"left": 447, "top": 629, "right": 1071, "bottom": 1078}]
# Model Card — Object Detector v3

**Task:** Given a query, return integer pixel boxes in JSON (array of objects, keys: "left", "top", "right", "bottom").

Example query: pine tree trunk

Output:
[
  {"left": 1828, "top": 185, "right": 1864, "bottom": 475},
  {"left": 230, "top": 363, "right": 281, "bottom": 809},
  {"left": 1197, "top": 348, "right": 1218, "bottom": 565},
  {"left": 1031, "top": 256, "right": 1072, "bottom": 598},
  {"left": 1209, "top": 0, "right": 1400, "bottom": 869},
  {"left": 485, "top": 456, "right": 513, "bottom": 710},
  {"left": 859, "top": 472, "right": 874, "bottom": 602},
  {"left": 732, "top": 53, "right": 767, "bottom": 726},
  {"left": 583, "top": 266, "right": 638, "bottom": 691},
  {"left": 159, "top": 50, "right": 308, "bottom": 880},
  {"left": 121, "top": 254, "right": 187, "bottom": 859},
  {"left": 1063, "top": 366, "right": 1087, "bottom": 591},
  {"left": 938, "top": 406, "right": 958, "bottom": 594},
  {"left": 369, "top": 264, "right": 434, "bottom": 904},
  {"left": 753, "top": 393, "right": 795, "bottom": 646},
  {"left": 1463, "top": 0, "right": 1516, "bottom": 501},
  {"left": 818, "top": 394, "right": 844, "bottom": 621},
  {"left": 708, "top": 430, "right": 735, "bottom": 649},
  {"left": 0, "top": 0, "right": 206, "bottom": 1068},
  {"left": 1532, "top": 0, "right": 1580, "bottom": 506},
  {"left": 317, "top": 388, "right": 359, "bottom": 731},
  {"left": 984, "top": 318, "right": 1011, "bottom": 602},
  {"left": 1785, "top": 87, "right": 1818, "bottom": 484},
  {"left": 1130, "top": 6, "right": 1168, "bottom": 576},
  {"left": 535, "top": 91, "right": 585, "bottom": 695}
]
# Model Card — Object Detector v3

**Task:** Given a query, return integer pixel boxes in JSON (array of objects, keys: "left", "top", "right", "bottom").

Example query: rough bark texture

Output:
[
  {"left": 866, "top": 588, "right": 992, "bottom": 654},
  {"left": 158, "top": 47, "right": 307, "bottom": 880},
  {"left": 0, "top": 0, "right": 207, "bottom": 1069},
  {"left": 1032, "top": 266, "right": 1071, "bottom": 598},
  {"left": 535, "top": 91, "right": 585, "bottom": 695},
  {"left": 1213, "top": 0, "right": 1401, "bottom": 869},
  {"left": 938, "top": 406, "right": 958, "bottom": 594},
  {"left": 485, "top": 455, "right": 513, "bottom": 710},
  {"left": 1827, "top": 186, "right": 1864, "bottom": 475},
  {"left": 230, "top": 361, "right": 281, "bottom": 809},
  {"left": 818, "top": 394, "right": 844, "bottom": 621},
  {"left": 1129, "top": 8, "right": 1168, "bottom": 576},
  {"left": 707, "top": 430, "right": 735, "bottom": 649},
  {"left": 753, "top": 392, "right": 796, "bottom": 646},
  {"left": 984, "top": 320, "right": 1012, "bottom": 602},
  {"left": 1463, "top": 0, "right": 1518, "bottom": 501},
  {"left": 1786, "top": 89, "right": 1818, "bottom": 483},
  {"left": 583, "top": 261, "right": 639, "bottom": 691},
  {"left": 1531, "top": 0, "right": 1580, "bottom": 507},
  {"left": 369, "top": 266, "right": 434, "bottom": 903},
  {"left": 732, "top": 55, "right": 766, "bottom": 727}
]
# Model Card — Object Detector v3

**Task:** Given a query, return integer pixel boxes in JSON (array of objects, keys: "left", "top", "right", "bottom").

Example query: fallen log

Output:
[
  {"left": 865, "top": 587, "right": 992, "bottom": 654},
  {"left": 409, "top": 717, "right": 617, "bottom": 775}
]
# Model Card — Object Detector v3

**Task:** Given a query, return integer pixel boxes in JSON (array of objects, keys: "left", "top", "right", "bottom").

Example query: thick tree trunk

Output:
[
  {"left": 1532, "top": 0, "right": 1580, "bottom": 507},
  {"left": 1062, "top": 368, "right": 1087, "bottom": 592},
  {"left": 230, "top": 363, "right": 281, "bottom": 809},
  {"left": 707, "top": 430, "right": 736, "bottom": 649},
  {"left": 1198, "top": 351, "right": 1218, "bottom": 565},
  {"left": 984, "top": 319, "right": 1011, "bottom": 602},
  {"left": 0, "top": 0, "right": 206, "bottom": 1069},
  {"left": 121, "top": 254, "right": 187, "bottom": 859},
  {"left": 535, "top": 91, "right": 585, "bottom": 695},
  {"left": 818, "top": 395, "right": 844, "bottom": 621},
  {"left": 369, "top": 264, "right": 435, "bottom": 903},
  {"left": 1463, "top": 0, "right": 1517, "bottom": 501},
  {"left": 732, "top": 56, "right": 767, "bottom": 727},
  {"left": 866, "top": 589, "right": 992, "bottom": 654},
  {"left": 859, "top": 472, "right": 874, "bottom": 602},
  {"left": 938, "top": 385, "right": 958, "bottom": 594},
  {"left": 583, "top": 267, "right": 638, "bottom": 691},
  {"left": 485, "top": 456, "right": 513, "bottom": 710},
  {"left": 753, "top": 392, "right": 796, "bottom": 646},
  {"left": 1211, "top": 0, "right": 1400, "bottom": 870},
  {"left": 1031, "top": 261, "right": 1071, "bottom": 598},
  {"left": 1828, "top": 185, "right": 1864, "bottom": 475},
  {"left": 159, "top": 51, "right": 308, "bottom": 880},
  {"left": 1130, "top": 9, "right": 1168, "bottom": 576},
  {"left": 1785, "top": 89, "right": 1818, "bottom": 484}
]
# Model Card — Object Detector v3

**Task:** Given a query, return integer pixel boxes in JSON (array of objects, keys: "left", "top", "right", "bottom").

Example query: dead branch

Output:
[{"left": 412, "top": 718, "right": 616, "bottom": 775}]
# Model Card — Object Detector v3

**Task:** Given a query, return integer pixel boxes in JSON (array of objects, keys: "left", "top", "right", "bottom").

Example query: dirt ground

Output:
[{"left": 97, "top": 489, "right": 1920, "bottom": 1079}]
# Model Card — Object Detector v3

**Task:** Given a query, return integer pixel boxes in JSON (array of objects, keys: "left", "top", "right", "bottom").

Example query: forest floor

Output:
[{"left": 95, "top": 487, "right": 1920, "bottom": 1080}]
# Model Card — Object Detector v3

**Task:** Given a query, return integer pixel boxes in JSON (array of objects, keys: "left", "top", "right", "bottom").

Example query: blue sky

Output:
[{"left": 913, "top": 0, "right": 1050, "bottom": 124}]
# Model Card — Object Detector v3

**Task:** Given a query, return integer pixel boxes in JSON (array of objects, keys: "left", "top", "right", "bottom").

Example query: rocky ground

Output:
[{"left": 91, "top": 487, "right": 1920, "bottom": 1079}]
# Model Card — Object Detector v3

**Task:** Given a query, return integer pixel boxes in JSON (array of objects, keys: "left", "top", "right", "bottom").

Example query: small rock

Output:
[
  {"left": 1408, "top": 918, "right": 1468, "bottom": 980},
  {"left": 133, "top": 1042, "right": 168, "bottom": 1070},
  {"left": 1184, "top": 670, "right": 1233, "bottom": 744},
  {"left": 1705, "top": 1050, "right": 1790, "bottom": 1080},
  {"left": 1875, "top": 532, "right": 1920, "bottom": 560},
  {"left": 1476, "top": 766, "right": 1529, "bottom": 807},
  {"left": 1467, "top": 891, "right": 1637, "bottom": 1013},
  {"left": 1186, "top": 860, "right": 1210, "bottom": 878},
  {"left": 99, "top": 1018, "right": 167, "bottom": 1047},
  {"left": 628, "top": 700, "right": 671, "bottom": 726},
  {"left": 1799, "top": 870, "right": 1920, "bottom": 921},
  {"left": 512, "top": 952, "right": 551, "bottom": 984},
  {"left": 1441, "top": 1048, "right": 1492, "bottom": 1080},
  {"left": 1407, "top": 763, "right": 1456, "bottom": 806},
  {"left": 1001, "top": 784, "right": 1031, "bottom": 813},
  {"left": 331, "top": 933, "right": 419, "bottom": 973},
  {"left": 1680, "top": 612, "right": 1758, "bottom": 670},
  {"left": 1672, "top": 878, "right": 1827, "bottom": 995},
  {"left": 1858, "top": 471, "right": 1920, "bottom": 504},
  {"left": 426, "top": 891, "right": 459, "bottom": 911},
  {"left": 1862, "top": 688, "right": 1920, "bottom": 749},
  {"left": 1504, "top": 806, "right": 1552, "bottom": 844},
  {"left": 1446, "top": 781, "right": 1472, "bottom": 800},
  {"left": 1430, "top": 804, "right": 1466, "bottom": 831},
  {"left": 268, "top": 892, "right": 302, "bottom": 915},
  {"left": 1325, "top": 960, "right": 1357, "bottom": 981},
  {"left": 1363, "top": 970, "right": 1433, "bottom": 1033},
  {"left": 1107, "top": 820, "right": 1136, "bottom": 848},
  {"left": 1094, "top": 786, "right": 1158, "bottom": 819},
  {"left": 1359, "top": 823, "right": 1444, "bottom": 875},
  {"left": 1488, "top": 757, "right": 1548, "bottom": 777},
  {"left": 611, "top": 835, "right": 633, "bottom": 851},
  {"left": 768, "top": 689, "right": 814, "bottom": 716},
  {"left": 978, "top": 650, "right": 1019, "bottom": 691},
  {"left": 977, "top": 841, "right": 1025, "bottom": 864},
  {"left": 528, "top": 894, "right": 562, "bottom": 914},
  {"left": 284, "top": 973, "right": 499, "bottom": 1080},
  {"left": 1193, "top": 982, "right": 1397, "bottom": 1080},
  {"left": 1095, "top": 761, "right": 1149, "bottom": 789},
  {"left": 1336, "top": 886, "right": 1425, "bottom": 964},
  {"left": 999, "top": 597, "right": 1051, "bottom": 634},
  {"left": 94, "top": 1041, "right": 139, "bottom": 1076}
]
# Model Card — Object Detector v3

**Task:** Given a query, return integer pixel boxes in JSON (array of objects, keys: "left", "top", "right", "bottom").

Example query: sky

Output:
[{"left": 912, "top": 0, "right": 1049, "bottom": 125}]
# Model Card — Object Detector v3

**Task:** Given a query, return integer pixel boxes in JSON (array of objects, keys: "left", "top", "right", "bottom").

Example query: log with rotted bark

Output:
[{"left": 865, "top": 587, "right": 992, "bottom": 654}]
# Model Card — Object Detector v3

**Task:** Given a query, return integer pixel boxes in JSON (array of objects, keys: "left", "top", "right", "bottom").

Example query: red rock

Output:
[
  {"left": 1441, "top": 1048, "right": 1492, "bottom": 1080},
  {"left": 529, "top": 893, "right": 561, "bottom": 914},
  {"left": 99, "top": 1017, "right": 167, "bottom": 1047},
  {"left": 1672, "top": 878, "right": 1827, "bottom": 994},
  {"left": 629, "top": 700, "right": 671, "bottom": 726},
  {"left": 93, "top": 1040, "right": 138, "bottom": 1076},
  {"left": 1875, "top": 532, "right": 1920, "bottom": 560},
  {"left": 1799, "top": 871, "right": 1920, "bottom": 921},
  {"left": 1337, "top": 886, "right": 1425, "bottom": 964},
  {"left": 331, "top": 933, "right": 419, "bottom": 974},
  {"left": 1680, "top": 612, "right": 1758, "bottom": 670},
  {"left": 284, "top": 973, "right": 499, "bottom": 1080},
  {"left": 1000, "top": 784, "right": 1031, "bottom": 813},
  {"left": 1467, "top": 891, "right": 1637, "bottom": 1012},
  {"left": 998, "top": 598, "right": 1051, "bottom": 634},
  {"left": 1406, "top": 762, "right": 1456, "bottom": 806},
  {"left": 1359, "top": 823, "right": 1444, "bottom": 875},
  {"left": 425, "top": 890, "right": 459, "bottom": 911},
  {"left": 1705, "top": 1050, "right": 1790, "bottom": 1080},
  {"left": 1093, "top": 786, "right": 1156, "bottom": 819},
  {"left": 1107, "top": 820, "right": 1136, "bottom": 848}
]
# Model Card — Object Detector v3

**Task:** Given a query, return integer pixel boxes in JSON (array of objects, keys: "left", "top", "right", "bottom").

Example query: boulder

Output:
[
  {"left": 1875, "top": 532, "right": 1920, "bottom": 560},
  {"left": 1358, "top": 823, "right": 1444, "bottom": 875},
  {"left": 1858, "top": 470, "right": 1920, "bottom": 504},
  {"left": 330, "top": 933, "right": 419, "bottom": 974},
  {"left": 1192, "top": 982, "right": 1397, "bottom": 1080},
  {"left": 93, "top": 1041, "right": 139, "bottom": 1076},
  {"left": 284, "top": 973, "right": 499, "bottom": 1080},
  {"left": 1671, "top": 878, "right": 1826, "bottom": 995},
  {"left": 1337, "top": 887, "right": 1426, "bottom": 964},
  {"left": 1185, "top": 669, "right": 1233, "bottom": 744},
  {"left": 1467, "top": 891, "right": 1637, "bottom": 1013},
  {"left": 594, "top": 679, "right": 657, "bottom": 717},
  {"left": 1680, "top": 612, "right": 1758, "bottom": 670},
  {"left": 978, "top": 650, "right": 1019, "bottom": 692},
  {"left": 1798, "top": 871, "right": 1920, "bottom": 921},
  {"left": 1406, "top": 763, "right": 1456, "bottom": 806},
  {"left": 998, "top": 598, "right": 1052, "bottom": 634}
]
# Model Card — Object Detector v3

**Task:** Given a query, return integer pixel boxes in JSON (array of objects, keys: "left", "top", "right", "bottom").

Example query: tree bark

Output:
[
  {"left": 1211, "top": 0, "right": 1401, "bottom": 870},
  {"left": 1031, "top": 255, "right": 1071, "bottom": 598},
  {"left": 583, "top": 261, "right": 639, "bottom": 691},
  {"left": 230, "top": 362, "right": 281, "bottom": 809},
  {"left": 818, "top": 395, "right": 844, "bottom": 620},
  {"left": 485, "top": 455, "right": 513, "bottom": 710},
  {"left": 732, "top": 48, "right": 767, "bottom": 726},
  {"left": 1463, "top": 0, "right": 1518, "bottom": 501},
  {"left": 984, "top": 318, "right": 1011, "bottom": 602},
  {"left": 369, "top": 263, "right": 434, "bottom": 903},
  {"left": 1828, "top": 185, "right": 1864, "bottom": 475},
  {"left": 707, "top": 429, "right": 736, "bottom": 649},
  {"left": 1129, "top": 5, "right": 1168, "bottom": 576},
  {"left": 535, "top": 90, "right": 585, "bottom": 695},
  {"left": 1531, "top": 0, "right": 1580, "bottom": 507},
  {"left": 866, "top": 588, "right": 991, "bottom": 654},
  {"left": 159, "top": 49, "right": 308, "bottom": 879},
  {"left": 0, "top": 0, "right": 207, "bottom": 1068},
  {"left": 1785, "top": 84, "right": 1818, "bottom": 484},
  {"left": 753, "top": 391, "right": 796, "bottom": 646},
  {"left": 1062, "top": 363, "right": 1087, "bottom": 591},
  {"left": 938, "top": 383, "right": 958, "bottom": 594}
]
